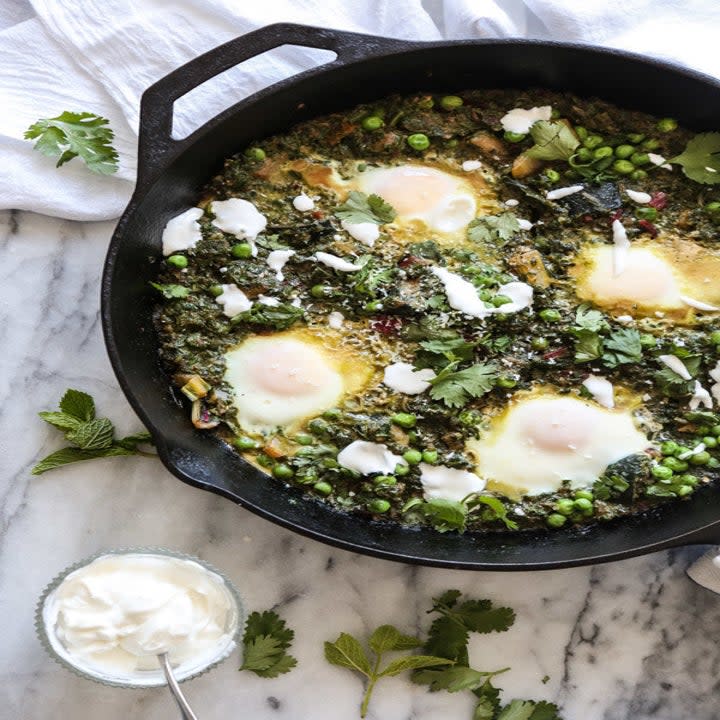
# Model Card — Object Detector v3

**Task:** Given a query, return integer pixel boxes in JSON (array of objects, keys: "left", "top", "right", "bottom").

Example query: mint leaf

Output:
[
  {"left": 150, "top": 282, "right": 190, "bottom": 299},
  {"left": 525, "top": 120, "right": 579, "bottom": 161},
  {"left": 379, "top": 654, "right": 453, "bottom": 678},
  {"left": 413, "top": 666, "right": 499, "bottom": 692},
  {"left": 31, "top": 446, "right": 133, "bottom": 475},
  {"left": 670, "top": 132, "right": 720, "bottom": 184},
  {"left": 59, "top": 389, "right": 95, "bottom": 421},
  {"left": 324, "top": 633, "right": 372, "bottom": 676},
  {"left": 369, "top": 625, "right": 421, "bottom": 654},
  {"left": 66, "top": 418, "right": 114, "bottom": 450},
  {"left": 24, "top": 111, "right": 118, "bottom": 174},
  {"left": 335, "top": 191, "right": 396, "bottom": 224},
  {"left": 38, "top": 411, "right": 82, "bottom": 432},
  {"left": 116, "top": 431, "right": 154, "bottom": 451}
]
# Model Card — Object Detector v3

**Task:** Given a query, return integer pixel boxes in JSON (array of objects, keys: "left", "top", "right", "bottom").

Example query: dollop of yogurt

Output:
[
  {"left": 211, "top": 198, "right": 266, "bottom": 255},
  {"left": 162, "top": 208, "right": 203, "bottom": 256},
  {"left": 42, "top": 554, "right": 238, "bottom": 682}
]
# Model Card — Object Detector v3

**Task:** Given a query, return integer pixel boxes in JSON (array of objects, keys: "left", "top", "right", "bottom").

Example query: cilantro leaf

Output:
[
  {"left": 601, "top": 328, "right": 642, "bottom": 367},
  {"left": 468, "top": 212, "right": 521, "bottom": 244},
  {"left": 572, "top": 329, "right": 603, "bottom": 363},
  {"left": 59, "top": 389, "right": 95, "bottom": 421},
  {"left": 474, "top": 680, "right": 502, "bottom": 720},
  {"left": 415, "top": 335, "right": 477, "bottom": 371},
  {"left": 150, "top": 282, "right": 190, "bottom": 299},
  {"left": 403, "top": 497, "right": 469, "bottom": 533},
  {"left": 654, "top": 354, "right": 700, "bottom": 397},
  {"left": 24, "top": 111, "right": 119, "bottom": 174},
  {"left": 325, "top": 625, "right": 451, "bottom": 718},
  {"left": 525, "top": 120, "right": 579, "bottom": 161},
  {"left": 33, "top": 388, "right": 153, "bottom": 475},
  {"left": 466, "top": 494, "right": 519, "bottom": 530},
  {"left": 335, "top": 191, "right": 396, "bottom": 224},
  {"left": 233, "top": 302, "right": 304, "bottom": 330},
  {"left": 241, "top": 610, "right": 297, "bottom": 678},
  {"left": 670, "top": 132, "right": 720, "bottom": 184},
  {"left": 574, "top": 305, "right": 608, "bottom": 333},
  {"left": 498, "top": 700, "right": 563, "bottom": 720},
  {"left": 429, "top": 362, "right": 498, "bottom": 408}
]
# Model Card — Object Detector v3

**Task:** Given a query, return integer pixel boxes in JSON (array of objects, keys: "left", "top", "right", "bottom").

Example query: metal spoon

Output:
[{"left": 158, "top": 652, "right": 199, "bottom": 720}]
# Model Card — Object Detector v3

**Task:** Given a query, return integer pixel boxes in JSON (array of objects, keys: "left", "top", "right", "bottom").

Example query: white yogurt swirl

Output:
[{"left": 42, "top": 553, "right": 238, "bottom": 683}]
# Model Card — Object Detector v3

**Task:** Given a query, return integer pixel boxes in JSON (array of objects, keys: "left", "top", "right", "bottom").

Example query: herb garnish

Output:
[
  {"left": 569, "top": 307, "right": 643, "bottom": 367},
  {"left": 233, "top": 302, "right": 305, "bottom": 330},
  {"left": 601, "top": 328, "right": 643, "bottom": 368},
  {"left": 403, "top": 493, "right": 517, "bottom": 533},
  {"left": 33, "top": 389, "right": 153, "bottom": 475},
  {"left": 324, "top": 625, "right": 453, "bottom": 717},
  {"left": 24, "top": 112, "right": 119, "bottom": 174},
  {"left": 335, "top": 191, "right": 396, "bottom": 224},
  {"left": 670, "top": 133, "right": 720, "bottom": 184},
  {"left": 429, "top": 361, "right": 499, "bottom": 408},
  {"left": 150, "top": 282, "right": 191, "bottom": 299},
  {"left": 525, "top": 120, "right": 579, "bottom": 161},
  {"left": 467, "top": 212, "right": 521, "bottom": 244},
  {"left": 241, "top": 610, "right": 297, "bottom": 677}
]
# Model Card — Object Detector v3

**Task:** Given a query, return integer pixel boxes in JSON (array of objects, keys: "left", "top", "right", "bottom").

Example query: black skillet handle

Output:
[{"left": 137, "top": 23, "right": 416, "bottom": 190}]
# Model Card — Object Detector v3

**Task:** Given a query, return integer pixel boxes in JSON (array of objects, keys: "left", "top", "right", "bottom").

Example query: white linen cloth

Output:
[{"left": 1, "top": 0, "right": 720, "bottom": 221}]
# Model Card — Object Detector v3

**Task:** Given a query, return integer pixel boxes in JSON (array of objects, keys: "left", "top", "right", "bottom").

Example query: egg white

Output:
[{"left": 466, "top": 390, "right": 650, "bottom": 499}]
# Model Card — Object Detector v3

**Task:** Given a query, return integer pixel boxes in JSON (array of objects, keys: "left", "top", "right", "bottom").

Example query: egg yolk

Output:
[
  {"left": 247, "top": 339, "right": 327, "bottom": 396},
  {"left": 522, "top": 398, "right": 594, "bottom": 451}
]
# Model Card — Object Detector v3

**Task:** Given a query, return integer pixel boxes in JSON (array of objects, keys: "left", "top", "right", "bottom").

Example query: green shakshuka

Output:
[{"left": 153, "top": 89, "right": 720, "bottom": 533}]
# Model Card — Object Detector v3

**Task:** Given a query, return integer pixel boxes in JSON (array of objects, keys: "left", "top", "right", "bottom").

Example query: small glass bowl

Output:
[{"left": 36, "top": 547, "right": 245, "bottom": 688}]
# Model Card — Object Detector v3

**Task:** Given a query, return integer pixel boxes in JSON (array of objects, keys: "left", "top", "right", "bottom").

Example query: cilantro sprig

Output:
[
  {"left": 24, "top": 112, "right": 119, "bottom": 175},
  {"left": 32, "top": 389, "right": 153, "bottom": 475},
  {"left": 467, "top": 212, "right": 521, "bottom": 245},
  {"left": 429, "top": 361, "right": 499, "bottom": 408},
  {"left": 670, "top": 132, "right": 720, "bottom": 184},
  {"left": 241, "top": 610, "right": 297, "bottom": 677},
  {"left": 335, "top": 191, "right": 396, "bottom": 225},
  {"left": 324, "top": 624, "right": 453, "bottom": 717},
  {"left": 525, "top": 120, "right": 579, "bottom": 162},
  {"left": 569, "top": 306, "right": 643, "bottom": 367}
]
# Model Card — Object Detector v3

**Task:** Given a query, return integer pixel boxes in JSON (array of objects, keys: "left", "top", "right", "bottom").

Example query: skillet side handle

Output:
[{"left": 136, "top": 22, "right": 416, "bottom": 190}]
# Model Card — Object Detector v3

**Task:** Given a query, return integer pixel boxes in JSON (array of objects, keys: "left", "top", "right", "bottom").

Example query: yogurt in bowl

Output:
[{"left": 37, "top": 549, "right": 244, "bottom": 687}]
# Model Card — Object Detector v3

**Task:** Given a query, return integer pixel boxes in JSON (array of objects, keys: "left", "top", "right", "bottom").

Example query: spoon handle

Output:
[{"left": 158, "top": 652, "right": 199, "bottom": 720}]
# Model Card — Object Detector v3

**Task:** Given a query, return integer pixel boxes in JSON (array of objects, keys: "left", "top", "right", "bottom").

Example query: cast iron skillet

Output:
[{"left": 102, "top": 22, "right": 720, "bottom": 570}]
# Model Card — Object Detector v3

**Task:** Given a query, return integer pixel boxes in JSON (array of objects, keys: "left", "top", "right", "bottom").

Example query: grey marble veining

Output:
[{"left": 0, "top": 209, "right": 718, "bottom": 720}]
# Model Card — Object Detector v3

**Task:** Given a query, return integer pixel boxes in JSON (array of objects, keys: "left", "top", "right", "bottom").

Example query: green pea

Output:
[
  {"left": 613, "top": 159, "right": 635, "bottom": 175},
  {"left": 531, "top": 337, "right": 549, "bottom": 351},
  {"left": 321, "top": 457, "right": 339, "bottom": 469},
  {"left": 167, "top": 254, "right": 188, "bottom": 268},
  {"left": 209, "top": 284, "right": 224, "bottom": 297},
  {"left": 661, "top": 440, "right": 680, "bottom": 456},
  {"left": 696, "top": 425, "right": 711, "bottom": 435},
  {"left": 234, "top": 436, "right": 259, "bottom": 451},
  {"left": 403, "top": 449, "right": 423, "bottom": 465},
  {"left": 313, "top": 481, "right": 333, "bottom": 496},
  {"left": 504, "top": 131, "right": 526, "bottom": 143},
  {"left": 310, "top": 284, "right": 332, "bottom": 298},
  {"left": 231, "top": 242, "right": 253, "bottom": 258},
  {"left": 364, "top": 299, "right": 383, "bottom": 312},
  {"left": 422, "top": 449, "right": 438, "bottom": 464},
  {"left": 545, "top": 169, "right": 561, "bottom": 183},
  {"left": 497, "top": 376, "right": 517, "bottom": 389},
  {"left": 546, "top": 513, "right": 567, "bottom": 528},
  {"left": 361, "top": 115, "right": 384, "bottom": 131},
  {"left": 368, "top": 498, "right": 391, "bottom": 513},
  {"left": 574, "top": 126, "right": 588, "bottom": 140},
  {"left": 373, "top": 475, "right": 396, "bottom": 487},
  {"left": 674, "top": 445, "right": 693, "bottom": 458},
  {"left": 555, "top": 499, "right": 575, "bottom": 516},
  {"left": 244, "top": 147, "right": 266, "bottom": 161},
  {"left": 445, "top": 138, "right": 459, "bottom": 148},
  {"left": 407, "top": 133, "right": 430, "bottom": 151},
  {"left": 708, "top": 457, "right": 720, "bottom": 469},
  {"left": 690, "top": 451, "right": 711, "bottom": 466},
  {"left": 391, "top": 412, "right": 416, "bottom": 429},
  {"left": 627, "top": 133, "right": 646, "bottom": 144},
  {"left": 273, "top": 463, "right": 294, "bottom": 480},
  {"left": 641, "top": 138, "right": 661, "bottom": 151},
  {"left": 678, "top": 474, "right": 699, "bottom": 486},
  {"left": 395, "top": 463, "right": 410, "bottom": 477},
  {"left": 662, "top": 456, "right": 688, "bottom": 472},
  {"left": 630, "top": 169, "right": 648, "bottom": 181},
  {"left": 639, "top": 333, "right": 656, "bottom": 348},
  {"left": 593, "top": 145, "right": 614, "bottom": 160},
  {"left": 574, "top": 490, "right": 594, "bottom": 501},
  {"left": 256, "top": 453, "right": 274, "bottom": 468},
  {"left": 712, "top": 424, "right": 720, "bottom": 436},
  {"left": 630, "top": 152, "right": 650, "bottom": 166},
  {"left": 651, "top": 464, "right": 674, "bottom": 480},
  {"left": 539, "top": 308, "right": 562, "bottom": 323},
  {"left": 636, "top": 207, "right": 658, "bottom": 221},
  {"left": 575, "top": 147, "right": 593, "bottom": 163},
  {"left": 677, "top": 485, "right": 694, "bottom": 497},
  {"left": 583, "top": 134, "right": 604, "bottom": 149},
  {"left": 308, "top": 418, "right": 330, "bottom": 435},
  {"left": 440, "top": 95, "right": 463, "bottom": 110},
  {"left": 704, "top": 201, "right": 720, "bottom": 215},
  {"left": 574, "top": 497, "right": 594, "bottom": 511},
  {"left": 322, "top": 408, "right": 341, "bottom": 421},
  {"left": 703, "top": 436, "right": 718, "bottom": 448},
  {"left": 710, "top": 331, "right": 720, "bottom": 344},
  {"left": 294, "top": 433, "right": 313, "bottom": 446},
  {"left": 417, "top": 96, "right": 435, "bottom": 110},
  {"left": 492, "top": 294, "right": 513, "bottom": 307},
  {"left": 656, "top": 118, "right": 678, "bottom": 133},
  {"left": 614, "top": 144, "right": 635, "bottom": 159}
]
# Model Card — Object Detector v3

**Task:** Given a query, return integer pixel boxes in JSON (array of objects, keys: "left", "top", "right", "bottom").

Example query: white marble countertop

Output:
[{"left": 2, "top": 208, "right": 719, "bottom": 720}]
